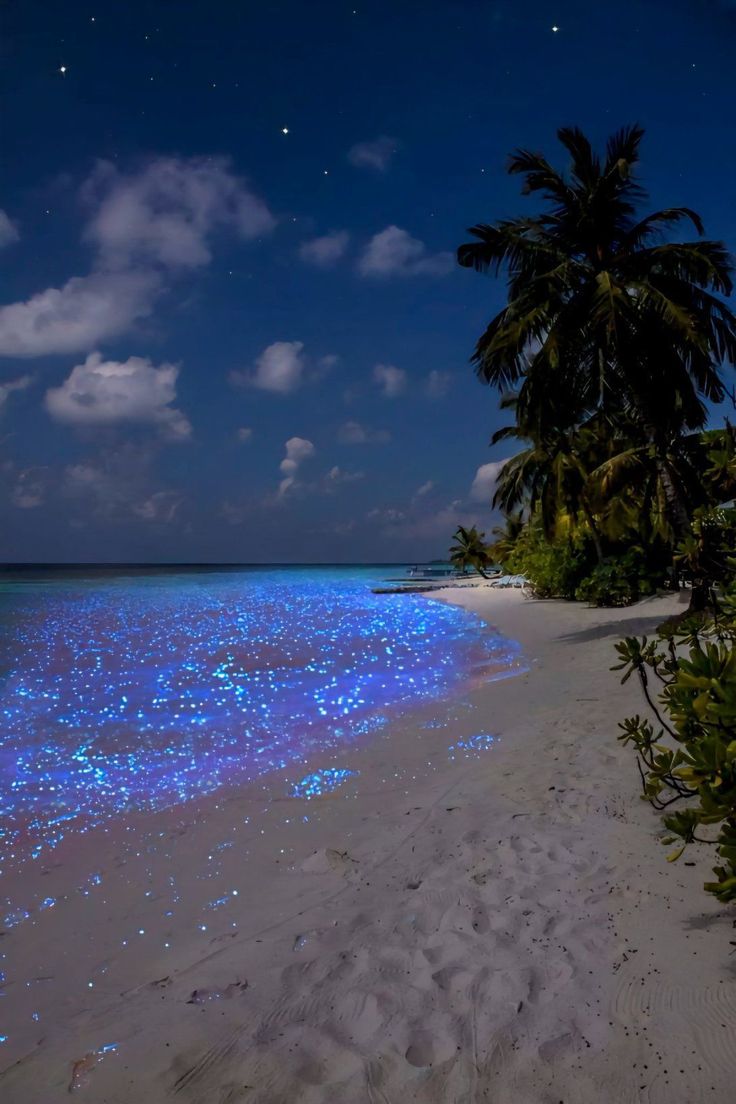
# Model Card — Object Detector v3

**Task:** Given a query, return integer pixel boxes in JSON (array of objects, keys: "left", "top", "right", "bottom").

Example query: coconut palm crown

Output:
[{"left": 457, "top": 125, "right": 736, "bottom": 452}]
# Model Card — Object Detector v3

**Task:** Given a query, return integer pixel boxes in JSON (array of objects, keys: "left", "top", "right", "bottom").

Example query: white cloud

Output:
[
  {"left": 280, "top": 436, "right": 315, "bottom": 473},
  {"left": 83, "top": 156, "right": 275, "bottom": 270},
  {"left": 347, "top": 136, "right": 399, "bottom": 172},
  {"left": 426, "top": 369, "right": 451, "bottom": 398},
  {"left": 0, "top": 270, "right": 159, "bottom": 358},
  {"left": 0, "top": 374, "right": 32, "bottom": 410},
  {"left": 367, "top": 506, "right": 406, "bottom": 523},
  {"left": 232, "top": 340, "right": 305, "bottom": 394},
  {"left": 299, "top": 230, "right": 349, "bottom": 267},
  {"left": 61, "top": 443, "right": 184, "bottom": 524},
  {"left": 220, "top": 499, "right": 249, "bottom": 525},
  {"left": 315, "top": 353, "right": 339, "bottom": 378},
  {"left": 65, "top": 462, "right": 107, "bottom": 492},
  {"left": 278, "top": 435, "right": 315, "bottom": 496},
  {"left": 358, "top": 225, "right": 453, "bottom": 277},
  {"left": 45, "top": 352, "right": 191, "bottom": 440},
  {"left": 12, "top": 467, "right": 48, "bottom": 509},
  {"left": 325, "top": 465, "right": 364, "bottom": 488},
  {"left": 231, "top": 342, "right": 337, "bottom": 393},
  {"left": 132, "top": 490, "right": 184, "bottom": 523},
  {"left": 338, "top": 420, "right": 390, "bottom": 444},
  {"left": 0, "top": 157, "right": 274, "bottom": 360},
  {"left": 396, "top": 501, "right": 465, "bottom": 540},
  {"left": 236, "top": 426, "right": 253, "bottom": 442},
  {"left": 373, "top": 363, "right": 407, "bottom": 397},
  {"left": 0, "top": 210, "right": 20, "bottom": 249},
  {"left": 470, "top": 458, "right": 510, "bottom": 502},
  {"left": 416, "top": 480, "right": 434, "bottom": 497}
]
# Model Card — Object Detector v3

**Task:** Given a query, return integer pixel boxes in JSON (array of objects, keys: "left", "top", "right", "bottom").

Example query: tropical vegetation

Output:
[
  {"left": 614, "top": 543, "right": 736, "bottom": 905},
  {"left": 454, "top": 125, "right": 736, "bottom": 608},
  {"left": 449, "top": 524, "right": 492, "bottom": 577}
]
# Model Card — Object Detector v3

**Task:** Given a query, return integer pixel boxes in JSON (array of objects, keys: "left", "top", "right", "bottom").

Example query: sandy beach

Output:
[{"left": 2, "top": 585, "right": 735, "bottom": 1103}]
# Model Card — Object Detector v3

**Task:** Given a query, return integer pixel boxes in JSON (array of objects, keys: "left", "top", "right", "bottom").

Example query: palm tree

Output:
[
  {"left": 457, "top": 125, "right": 736, "bottom": 539},
  {"left": 449, "top": 525, "right": 491, "bottom": 577},
  {"left": 489, "top": 510, "right": 525, "bottom": 563},
  {"left": 491, "top": 399, "right": 609, "bottom": 561}
]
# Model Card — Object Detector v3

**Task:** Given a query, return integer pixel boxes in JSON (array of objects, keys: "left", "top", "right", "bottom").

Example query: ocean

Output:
[{"left": 0, "top": 565, "right": 520, "bottom": 872}]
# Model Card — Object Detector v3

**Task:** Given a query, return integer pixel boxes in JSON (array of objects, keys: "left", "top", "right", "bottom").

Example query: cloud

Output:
[
  {"left": 367, "top": 506, "right": 406, "bottom": 523},
  {"left": 0, "top": 374, "right": 32, "bottom": 411},
  {"left": 231, "top": 342, "right": 337, "bottom": 394},
  {"left": 426, "top": 369, "right": 451, "bottom": 398},
  {"left": 470, "top": 458, "right": 510, "bottom": 502},
  {"left": 358, "top": 225, "right": 453, "bottom": 277},
  {"left": 398, "top": 501, "right": 465, "bottom": 540},
  {"left": 12, "top": 467, "right": 49, "bottom": 509},
  {"left": 338, "top": 419, "right": 390, "bottom": 444},
  {"left": 64, "top": 461, "right": 109, "bottom": 494},
  {"left": 280, "top": 436, "right": 315, "bottom": 473},
  {"left": 231, "top": 340, "right": 305, "bottom": 394},
  {"left": 0, "top": 156, "right": 274, "bottom": 360},
  {"left": 0, "top": 210, "right": 20, "bottom": 249},
  {"left": 278, "top": 435, "right": 315, "bottom": 496},
  {"left": 325, "top": 465, "right": 364, "bottom": 489},
  {"left": 220, "top": 499, "right": 249, "bottom": 525},
  {"left": 299, "top": 230, "right": 349, "bottom": 267},
  {"left": 45, "top": 351, "right": 191, "bottom": 440},
  {"left": 132, "top": 490, "right": 184, "bottom": 523},
  {"left": 415, "top": 480, "right": 434, "bottom": 497},
  {"left": 61, "top": 443, "right": 184, "bottom": 524},
  {"left": 373, "top": 363, "right": 407, "bottom": 397},
  {"left": 315, "top": 353, "right": 339, "bottom": 378},
  {"left": 83, "top": 156, "right": 275, "bottom": 270},
  {"left": 0, "top": 270, "right": 159, "bottom": 358},
  {"left": 374, "top": 498, "right": 465, "bottom": 541},
  {"left": 347, "top": 136, "right": 399, "bottom": 172},
  {"left": 236, "top": 426, "right": 253, "bottom": 442}
]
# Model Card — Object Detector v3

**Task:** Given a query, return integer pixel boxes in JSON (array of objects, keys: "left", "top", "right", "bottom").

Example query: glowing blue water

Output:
[{"left": 0, "top": 566, "right": 519, "bottom": 869}]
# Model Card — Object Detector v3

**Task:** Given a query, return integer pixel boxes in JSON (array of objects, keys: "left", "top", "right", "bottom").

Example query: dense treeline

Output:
[{"left": 453, "top": 125, "right": 736, "bottom": 608}]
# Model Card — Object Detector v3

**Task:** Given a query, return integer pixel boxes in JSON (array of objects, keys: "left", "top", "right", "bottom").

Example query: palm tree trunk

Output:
[
  {"left": 655, "top": 455, "right": 706, "bottom": 608},
  {"left": 656, "top": 457, "right": 690, "bottom": 540},
  {"left": 580, "top": 496, "right": 604, "bottom": 564}
]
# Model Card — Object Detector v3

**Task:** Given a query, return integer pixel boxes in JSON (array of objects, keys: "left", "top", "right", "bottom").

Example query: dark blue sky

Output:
[{"left": 2, "top": 0, "right": 736, "bottom": 562}]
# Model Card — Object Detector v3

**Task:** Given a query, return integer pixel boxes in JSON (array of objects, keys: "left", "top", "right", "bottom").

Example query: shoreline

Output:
[{"left": 2, "top": 587, "right": 735, "bottom": 1101}]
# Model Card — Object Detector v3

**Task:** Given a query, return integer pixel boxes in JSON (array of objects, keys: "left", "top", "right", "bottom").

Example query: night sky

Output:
[{"left": 2, "top": 0, "right": 736, "bottom": 563}]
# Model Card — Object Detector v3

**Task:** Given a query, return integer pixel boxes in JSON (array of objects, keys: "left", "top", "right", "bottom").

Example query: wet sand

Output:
[{"left": 1, "top": 587, "right": 735, "bottom": 1102}]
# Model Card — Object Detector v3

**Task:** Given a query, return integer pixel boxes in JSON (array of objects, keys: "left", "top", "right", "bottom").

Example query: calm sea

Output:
[{"left": 0, "top": 565, "right": 520, "bottom": 870}]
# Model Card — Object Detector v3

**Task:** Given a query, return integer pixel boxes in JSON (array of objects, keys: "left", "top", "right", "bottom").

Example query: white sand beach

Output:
[{"left": 2, "top": 587, "right": 735, "bottom": 1102}]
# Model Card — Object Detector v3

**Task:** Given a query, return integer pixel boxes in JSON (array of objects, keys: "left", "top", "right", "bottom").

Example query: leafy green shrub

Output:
[
  {"left": 614, "top": 580, "right": 736, "bottom": 907},
  {"left": 575, "top": 548, "right": 657, "bottom": 607},
  {"left": 502, "top": 525, "right": 594, "bottom": 599},
  {"left": 675, "top": 506, "right": 736, "bottom": 611}
]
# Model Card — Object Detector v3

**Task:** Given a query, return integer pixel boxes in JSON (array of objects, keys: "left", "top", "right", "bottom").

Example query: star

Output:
[
  {"left": 551, "top": 25, "right": 559, "bottom": 32},
  {"left": 281, "top": 127, "right": 289, "bottom": 135},
  {"left": 59, "top": 65, "right": 67, "bottom": 74}
]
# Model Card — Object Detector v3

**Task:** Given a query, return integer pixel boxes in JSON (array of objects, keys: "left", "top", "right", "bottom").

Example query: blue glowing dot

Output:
[
  {"left": 290, "top": 767, "right": 359, "bottom": 799},
  {"left": 448, "top": 733, "right": 496, "bottom": 759}
]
